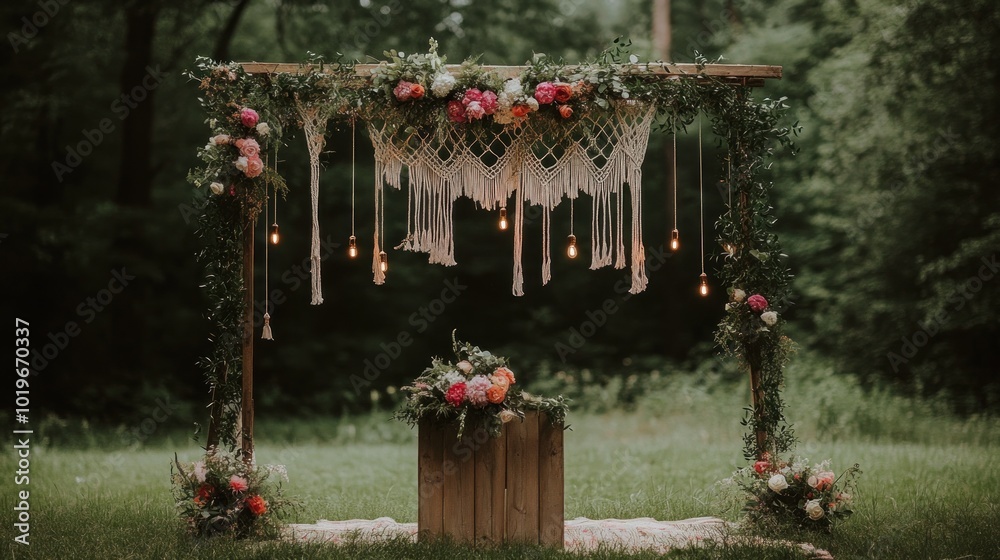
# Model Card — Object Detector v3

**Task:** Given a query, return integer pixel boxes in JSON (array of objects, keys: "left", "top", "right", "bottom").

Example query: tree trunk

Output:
[
  {"left": 116, "top": 3, "right": 158, "bottom": 207},
  {"left": 212, "top": 0, "right": 252, "bottom": 61},
  {"left": 652, "top": 0, "right": 671, "bottom": 61}
]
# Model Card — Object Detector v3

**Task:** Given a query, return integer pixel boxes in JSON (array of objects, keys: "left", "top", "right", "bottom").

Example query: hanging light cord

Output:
[
  {"left": 698, "top": 113, "right": 705, "bottom": 274},
  {"left": 672, "top": 110, "right": 678, "bottom": 230},
  {"left": 570, "top": 197, "right": 575, "bottom": 235},
  {"left": 351, "top": 118, "right": 356, "bottom": 237}
]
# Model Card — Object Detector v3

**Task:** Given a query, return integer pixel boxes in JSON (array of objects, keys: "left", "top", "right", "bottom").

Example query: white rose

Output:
[
  {"left": 807, "top": 474, "right": 819, "bottom": 488},
  {"left": 456, "top": 360, "right": 473, "bottom": 375},
  {"left": 761, "top": 311, "right": 778, "bottom": 326},
  {"left": 210, "top": 182, "right": 224, "bottom": 195},
  {"left": 193, "top": 461, "right": 207, "bottom": 483},
  {"left": 733, "top": 289, "right": 746, "bottom": 302},
  {"left": 234, "top": 156, "right": 249, "bottom": 172},
  {"left": 503, "top": 78, "right": 523, "bottom": 95},
  {"left": 430, "top": 72, "right": 456, "bottom": 97},
  {"left": 767, "top": 473, "right": 789, "bottom": 493},
  {"left": 526, "top": 98, "right": 539, "bottom": 111},
  {"left": 256, "top": 122, "right": 271, "bottom": 136},
  {"left": 725, "top": 303, "right": 734, "bottom": 311},
  {"left": 805, "top": 499, "right": 825, "bottom": 520}
]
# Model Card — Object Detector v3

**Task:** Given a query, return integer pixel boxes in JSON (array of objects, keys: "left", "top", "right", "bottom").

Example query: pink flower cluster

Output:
[
  {"left": 444, "top": 366, "right": 515, "bottom": 407},
  {"left": 448, "top": 88, "right": 499, "bottom": 123},
  {"left": 533, "top": 81, "right": 575, "bottom": 119},
  {"left": 747, "top": 294, "right": 768, "bottom": 313},
  {"left": 234, "top": 138, "right": 263, "bottom": 178},
  {"left": 393, "top": 80, "right": 425, "bottom": 102}
]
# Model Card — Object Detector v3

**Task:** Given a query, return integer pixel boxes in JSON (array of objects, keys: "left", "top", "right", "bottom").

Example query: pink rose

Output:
[
  {"left": 747, "top": 294, "right": 768, "bottom": 313},
  {"left": 534, "top": 82, "right": 556, "bottom": 104},
  {"left": 445, "top": 382, "right": 467, "bottom": 407},
  {"left": 228, "top": 185, "right": 236, "bottom": 196},
  {"left": 462, "top": 88, "right": 484, "bottom": 106},
  {"left": 480, "top": 90, "right": 498, "bottom": 115},
  {"left": 465, "top": 101, "right": 486, "bottom": 120},
  {"left": 393, "top": 80, "right": 413, "bottom": 101},
  {"left": 446, "top": 100, "right": 466, "bottom": 123},
  {"left": 211, "top": 134, "right": 230, "bottom": 146},
  {"left": 235, "top": 138, "right": 260, "bottom": 158},
  {"left": 245, "top": 155, "right": 264, "bottom": 178},
  {"left": 229, "top": 475, "right": 248, "bottom": 492},
  {"left": 240, "top": 108, "right": 259, "bottom": 128}
]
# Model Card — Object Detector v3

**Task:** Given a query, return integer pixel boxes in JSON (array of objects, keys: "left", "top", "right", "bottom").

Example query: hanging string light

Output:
[
  {"left": 499, "top": 207, "right": 509, "bottom": 231},
  {"left": 348, "top": 118, "right": 359, "bottom": 259},
  {"left": 379, "top": 250, "right": 388, "bottom": 272},
  {"left": 566, "top": 198, "right": 578, "bottom": 258},
  {"left": 697, "top": 112, "right": 709, "bottom": 297},
  {"left": 670, "top": 109, "right": 680, "bottom": 252}
]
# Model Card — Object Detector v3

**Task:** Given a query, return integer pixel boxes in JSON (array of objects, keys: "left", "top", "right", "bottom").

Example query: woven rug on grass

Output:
[{"left": 284, "top": 517, "right": 833, "bottom": 559}]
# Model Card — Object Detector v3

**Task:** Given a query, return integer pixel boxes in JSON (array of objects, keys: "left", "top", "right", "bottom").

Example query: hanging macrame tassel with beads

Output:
[{"left": 261, "top": 312, "right": 273, "bottom": 340}]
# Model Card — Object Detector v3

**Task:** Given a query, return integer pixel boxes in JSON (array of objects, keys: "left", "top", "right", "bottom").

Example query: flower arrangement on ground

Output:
[
  {"left": 171, "top": 452, "right": 293, "bottom": 538},
  {"left": 393, "top": 331, "right": 569, "bottom": 438},
  {"left": 724, "top": 454, "right": 861, "bottom": 531}
]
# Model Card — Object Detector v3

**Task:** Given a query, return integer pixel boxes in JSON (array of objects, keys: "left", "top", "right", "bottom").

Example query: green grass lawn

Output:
[{"left": 3, "top": 361, "right": 1000, "bottom": 559}]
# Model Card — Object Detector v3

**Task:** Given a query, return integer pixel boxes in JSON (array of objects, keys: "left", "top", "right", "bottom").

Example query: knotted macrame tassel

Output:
[
  {"left": 541, "top": 206, "right": 552, "bottom": 285},
  {"left": 512, "top": 187, "right": 525, "bottom": 296},
  {"left": 298, "top": 103, "right": 328, "bottom": 305},
  {"left": 261, "top": 312, "right": 273, "bottom": 340}
]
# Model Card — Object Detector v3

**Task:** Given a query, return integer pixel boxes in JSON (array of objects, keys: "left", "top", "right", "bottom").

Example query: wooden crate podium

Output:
[{"left": 417, "top": 411, "right": 564, "bottom": 547}]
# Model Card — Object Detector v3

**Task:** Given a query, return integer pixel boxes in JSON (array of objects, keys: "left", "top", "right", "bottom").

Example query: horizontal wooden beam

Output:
[{"left": 238, "top": 62, "right": 781, "bottom": 84}]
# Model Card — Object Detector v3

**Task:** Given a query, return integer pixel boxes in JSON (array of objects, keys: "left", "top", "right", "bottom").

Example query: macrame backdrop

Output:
[
  {"left": 298, "top": 102, "right": 330, "bottom": 305},
  {"left": 367, "top": 101, "right": 656, "bottom": 295}
]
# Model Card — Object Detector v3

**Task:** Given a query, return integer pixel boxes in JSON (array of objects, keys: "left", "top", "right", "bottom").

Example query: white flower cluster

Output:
[
  {"left": 430, "top": 72, "right": 456, "bottom": 97},
  {"left": 495, "top": 78, "right": 524, "bottom": 125},
  {"left": 436, "top": 370, "right": 464, "bottom": 391}
]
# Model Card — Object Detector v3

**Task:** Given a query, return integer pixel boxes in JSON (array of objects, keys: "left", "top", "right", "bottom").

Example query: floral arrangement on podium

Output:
[
  {"left": 725, "top": 454, "right": 861, "bottom": 531},
  {"left": 393, "top": 332, "right": 569, "bottom": 439},
  {"left": 171, "top": 453, "right": 292, "bottom": 538}
]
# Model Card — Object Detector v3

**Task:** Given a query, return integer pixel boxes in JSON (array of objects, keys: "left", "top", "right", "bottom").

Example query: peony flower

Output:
[
  {"left": 465, "top": 375, "right": 492, "bottom": 406},
  {"left": 236, "top": 138, "right": 260, "bottom": 158},
  {"left": 767, "top": 473, "right": 789, "bottom": 493},
  {"left": 753, "top": 461, "right": 770, "bottom": 475},
  {"left": 229, "top": 475, "right": 249, "bottom": 492},
  {"left": 533, "top": 82, "right": 556, "bottom": 104},
  {"left": 554, "top": 83, "right": 573, "bottom": 103},
  {"left": 210, "top": 182, "right": 224, "bottom": 196},
  {"left": 445, "top": 382, "right": 467, "bottom": 407},
  {"left": 430, "top": 72, "right": 456, "bottom": 97},
  {"left": 465, "top": 101, "right": 486, "bottom": 120},
  {"left": 193, "top": 461, "right": 207, "bottom": 483},
  {"left": 462, "top": 88, "right": 484, "bottom": 106},
  {"left": 456, "top": 360, "right": 473, "bottom": 375},
  {"left": 732, "top": 289, "right": 746, "bottom": 302},
  {"left": 245, "top": 155, "right": 264, "bottom": 178},
  {"left": 240, "top": 108, "right": 259, "bottom": 128},
  {"left": 246, "top": 495, "right": 268, "bottom": 516},
  {"left": 480, "top": 90, "right": 498, "bottom": 115},
  {"left": 494, "top": 367, "right": 515, "bottom": 385},
  {"left": 511, "top": 104, "right": 530, "bottom": 118},
  {"left": 558, "top": 104, "right": 574, "bottom": 119},
  {"left": 210, "top": 134, "right": 230, "bottom": 146},
  {"left": 486, "top": 384, "right": 506, "bottom": 404},
  {"left": 256, "top": 122, "right": 271, "bottom": 136},
  {"left": 760, "top": 311, "right": 778, "bottom": 326},
  {"left": 234, "top": 156, "right": 249, "bottom": 172},
  {"left": 447, "top": 100, "right": 466, "bottom": 123},
  {"left": 747, "top": 294, "right": 768, "bottom": 312},
  {"left": 393, "top": 80, "right": 414, "bottom": 101},
  {"left": 503, "top": 78, "right": 524, "bottom": 96},
  {"left": 804, "top": 499, "right": 825, "bottom": 520}
]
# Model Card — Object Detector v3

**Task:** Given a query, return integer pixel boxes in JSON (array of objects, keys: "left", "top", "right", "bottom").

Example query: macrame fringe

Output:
[
  {"left": 298, "top": 103, "right": 328, "bottom": 305},
  {"left": 512, "top": 187, "right": 525, "bottom": 296},
  {"left": 541, "top": 206, "right": 551, "bottom": 285}
]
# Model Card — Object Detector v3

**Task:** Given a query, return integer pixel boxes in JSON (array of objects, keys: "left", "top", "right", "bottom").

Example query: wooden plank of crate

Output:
[
  {"left": 441, "top": 426, "right": 476, "bottom": 544},
  {"left": 537, "top": 414, "right": 565, "bottom": 548},
  {"left": 506, "top": 412, "right": 540, "bottom": 543},
  {"left": 417, "top": 419, "right": 444, "bottom": 541},
  {"left": 473, "top": 427, "right": 506, "bottom": 546}
]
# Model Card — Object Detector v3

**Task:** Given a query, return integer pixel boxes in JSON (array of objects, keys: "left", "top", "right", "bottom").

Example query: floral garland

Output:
[{"left": 393, "top": 332, "right": 569, "bottom": 439}]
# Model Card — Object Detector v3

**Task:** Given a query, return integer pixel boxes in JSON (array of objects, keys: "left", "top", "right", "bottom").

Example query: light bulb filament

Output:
[
  {"left": 699, "top": 273, "right": 709, "bottom": 297},
  {"left": 348, "top": 235, "right": 358, "bottom": 258},
  {"left": 379, "top": 251, "right": 388, "bottom": 272},
  {"left": 566, "top": 234, "right": 578, "bottom": 259},
  {"left": 269, "top": 223, "right": 280, "bottom": 245},
  {"left": 499, "top": 207, "right": 508, "bottom": 231},
  {"left": 670, "top": 229, "right": 680, "bottom": 252}
]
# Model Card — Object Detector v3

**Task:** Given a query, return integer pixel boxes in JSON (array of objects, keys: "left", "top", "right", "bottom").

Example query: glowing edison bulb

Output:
[
  {"left": 379, "top": 251, "right": 388, "bottom": 273},
  {"left": 699, "top": 273, "right": 709, "bottom": 297},
  {"left": 269, "top": 223, "right": 280, "bottom": 245},
  {"left": 498, "top": 207, "right": 509, "bottom": 231},
  {"left": 348, "top": 235, "right": 358, "bottom": 258},
  {"left": 566, "top": 234, "right": 578, "bottom": 259},
  {"left": 670, "top": 229, "right": 680, "bottom": 252}
]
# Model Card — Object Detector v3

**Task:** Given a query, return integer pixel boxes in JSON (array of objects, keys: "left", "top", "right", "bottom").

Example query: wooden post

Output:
[{"left": 240, "top": 217, "right": 255, "bottom": 465}]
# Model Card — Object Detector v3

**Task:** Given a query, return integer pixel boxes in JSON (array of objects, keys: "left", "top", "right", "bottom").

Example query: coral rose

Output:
[
  {"left": 490, "top": 374, "right": 510, "bottom": 390},
  {"left": 486, "top": 385, "right": 506, "bottom": 404},
  {"left": 246, "top": 495, "right": 268, "bottom": 516},
  {"left": 229, "top": 475, "right": 248, "bottom": 492},
  {"left": 747, "top": 294, "right": 768, "bottom": 312},
  {"left": 533, "top": 82, "right": 556, "bottom": 104},
  {"left": 554, "top": 83, "right": 573, "bottom": 103},
  {"left": 409, "top": 83, "right": 425, "bottom": 99},
  {"left": 558, "top": 104, "right": 574, "bottom": 119},
  {"left": 245, "top": 155, "right": 264, "bottom": 178},
  {"left": 494, "top": 366, "right": 515, "bottom": 385},
  {"left": 447, "top": 100, "right": 466, "bottom": 123},
  {"left": 445, "top": 382, "right": 467, "bottom": 407},
  {"left": 511, "top": 105, "right": 530, "bottom": 118},
  {"left": 240, "top": 108, "right": 259, "bottom": 128}
]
